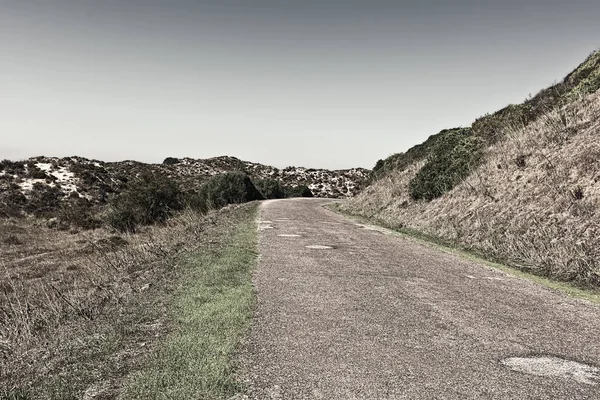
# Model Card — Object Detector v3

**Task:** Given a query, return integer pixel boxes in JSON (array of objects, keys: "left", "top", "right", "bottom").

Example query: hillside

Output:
[
  {"left": 0, "top": 155, "right": 369, "bottom": 218},
  {"left": 345, "top": 50, "right": 600, "bottom": 286}
]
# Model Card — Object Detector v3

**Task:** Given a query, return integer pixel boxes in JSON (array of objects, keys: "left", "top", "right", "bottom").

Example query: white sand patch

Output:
[
  {"left": 51, "top": 167, "right": 75, "bottom": 182},
  {"left": 35, "top": 162, "right": 52, "bottom": 172},
  {"left": 19, "top": 179, "right": 47, "bottom": 191},
  {"left": 502, "top": 356, "right": 600, "bottom": 385}
]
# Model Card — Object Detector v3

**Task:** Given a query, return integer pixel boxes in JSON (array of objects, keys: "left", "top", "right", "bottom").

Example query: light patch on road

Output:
[
  {"left": 464, "top": 274, "right": 505, "bottom": 281},
  {"left": 356, "top": 224, "right": 389, "bottom": 235},
  {"left": 257, "top": 220, "right": 274, "bottom": 230},
  {"left": 305, "top": 245, "right": 333, "bottom": 250},
  {"left": 502, "top": 356, "right": 600, "bottom": 385},
  {"left": 278, "top": 234, "right": 302, "bottom": 238}
]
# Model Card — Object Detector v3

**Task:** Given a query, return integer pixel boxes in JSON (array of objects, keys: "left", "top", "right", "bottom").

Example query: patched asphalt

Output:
[{"left": 243, "top": 198, "right": 600, "bottom": 399}]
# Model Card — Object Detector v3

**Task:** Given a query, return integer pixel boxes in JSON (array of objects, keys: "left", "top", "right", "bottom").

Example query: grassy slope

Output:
[
  {"left": 121, "top": 204, "right": 258, "bottom": 399},
  {"left": 348, "top": 51, "right": 600, "bottom": 287}
]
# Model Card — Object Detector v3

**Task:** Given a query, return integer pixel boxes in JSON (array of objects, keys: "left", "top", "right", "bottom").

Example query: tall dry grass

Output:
[
  {"left": 0, "top": 206, "right": 239, "bottom": 398},
  {"left": 346, "top": 92, "right": 600, "bottom": 285}
]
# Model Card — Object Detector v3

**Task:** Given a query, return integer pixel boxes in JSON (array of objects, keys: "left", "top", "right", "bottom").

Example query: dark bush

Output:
[
  {"left": 57, "top": 197, "right": 101, "bottom": 230},
  {"left": 105, "top": 207, "right": 139, "bottom": 233},
  {"left": 24, "top": 183, "right": 62, "bottom": 218},
  {"left": 105, "top": 172, "right": 183, "bottom": 233},
  {"left": 515, "top": 154, "right": 528, "bottom": 169},
  {"left": 254, "top": 178, "right": 285, "bottom": 199},
  {"left": 409, "top": 129, "right": 484, "bottom": 201},
  {"left": 0, "top": 160, "right": 26, "bottom": 176},
  {"left": 0, "top": 186, "right": 27, "bottom": 218},
  {"left": 191, "top": 172, "right": 264, "bottom": 211},
  {"left": 373, "top": 159, "right": 385, "bottom": 173},
  {"left": 285, "top": 185, "right": 314, "bottom": 198},
  {"left": 163, "top": 157, "right": 181, "bottom": 165},
  {"left": 571, "top": 186, "right": 585, "bottom": 201},
  {"left": 26, "top": 162, "right": 48, "bottom": 179}
]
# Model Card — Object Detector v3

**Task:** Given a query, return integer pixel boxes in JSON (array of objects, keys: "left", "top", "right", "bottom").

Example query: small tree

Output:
[
  {"left": 284, "top": 185, "right": 314, "bottom": 198},
  {"left": 254, "top": 178, "right": 285, "bottom": 199},
  {"left": 163, "top": 157, "right": 180, "bottom": 165},
  {"left": 192, "top": 172, "right": 264, "bottom": 211}
]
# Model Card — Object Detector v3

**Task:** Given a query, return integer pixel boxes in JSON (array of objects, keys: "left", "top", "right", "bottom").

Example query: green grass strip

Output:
[{"left": 121, "top": 205, "right": 258, "bottom": 399}]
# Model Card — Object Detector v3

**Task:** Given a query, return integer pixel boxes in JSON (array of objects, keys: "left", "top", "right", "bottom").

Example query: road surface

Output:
[{"left": 243, "top": 198, "right": 600, "bottom": 399}]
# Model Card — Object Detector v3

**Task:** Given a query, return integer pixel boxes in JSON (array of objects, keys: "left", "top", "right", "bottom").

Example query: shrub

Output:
[
  {"left": 254, "top": 178, "right": 285, "bottom": 199},
  {"left": 0, "top": 186, "right": 27, "bottom": 218},
  {"left": 371, "top": 128, "right": 458, "bottom": 179},
  {"left": 285, "top": 185, "right": 314, "bottom": 198},
  {"left": 105, "top": 172, "right": 183, "bottom": 233},
  {"left": 57, "top": 197, "right": 101, "bottom": 230},
  {"left": 163, "top": 157, "right": 181, "bottom": 165},
  {"left": 24, "top": 183, "right": 62, "bottom": 218},
  {"left": 26, "top": 162, "right": 48, "bottom": 179},
  {"left": 192, "top": 172, "right": 264, "bottom": 211},
  {"left": 0, "top": 160, "right": 26, "bottom": 176},
  {"left": 105, "top": 207, "right": 139, "bottom": 233},
  {"left": 409, "top": 129, "right": 484, "bottom": 201}
]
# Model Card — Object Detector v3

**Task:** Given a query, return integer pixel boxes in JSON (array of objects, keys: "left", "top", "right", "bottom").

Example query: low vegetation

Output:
[
  {"left": 253, "top": 178, "right": 285, "bottom": 199},
  {"left": 106, "top": 172, "right": 184, "bottom": 233},
  {"left": 0, "top": 201, "right": 258, "bottom": 399},
  {"left": 408, "top": 128, "right": 484, "bottom": 201},
  {"left": 122, "top": 204, "right": 258, "bottom": 399},
  {"left": 346, "top": 50, "right": 600, "bottom": 286},
  {"left": 194, "top": 172, "right": 265, "bottom": 210}
]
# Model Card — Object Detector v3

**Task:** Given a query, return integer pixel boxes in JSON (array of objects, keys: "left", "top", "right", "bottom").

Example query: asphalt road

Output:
[{"left": 244, "top": 198, "right": 600, "bottom": 399}]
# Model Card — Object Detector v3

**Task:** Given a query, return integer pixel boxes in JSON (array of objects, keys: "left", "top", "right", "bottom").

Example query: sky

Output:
[{"left": 1, "top": 1, "right": 599, "bottom": 169}]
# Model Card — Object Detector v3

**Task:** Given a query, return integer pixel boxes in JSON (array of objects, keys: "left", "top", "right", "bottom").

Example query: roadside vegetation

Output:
[
  {"left": 0, "top": 168, "right": 292, "bottom": 399},
  {"left": 121, "top": 205, "right": 257, "bottom": 399},
  {"left": 349, "top": 50, "right": 600, "bottom": 287},
  {"left": 0, "top": 198, "right": 258, "bottom": 399}
]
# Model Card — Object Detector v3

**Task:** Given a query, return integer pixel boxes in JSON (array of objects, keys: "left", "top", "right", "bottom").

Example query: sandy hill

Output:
[
  {"left": 0, "top": 155, "right": 369, "bottom": 215},
  {"left": 345, "top": 50, "right": 600, "bottom": 286}
]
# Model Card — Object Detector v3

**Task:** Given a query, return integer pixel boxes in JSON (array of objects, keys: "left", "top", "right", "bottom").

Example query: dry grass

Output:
[
  {"left": 0, "top": 205, "right": 253, "bottom": 399},
  {"left": 346, "top": 92, "right": 600, "bottom": 286}
]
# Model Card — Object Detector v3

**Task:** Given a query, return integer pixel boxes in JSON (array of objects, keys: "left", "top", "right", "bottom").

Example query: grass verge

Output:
[
  {"left": 326, "top": 203, "right": 600, "bottom": 304},
  {"left": 120, "top": 203, "right": 258, "bottom": 399}
]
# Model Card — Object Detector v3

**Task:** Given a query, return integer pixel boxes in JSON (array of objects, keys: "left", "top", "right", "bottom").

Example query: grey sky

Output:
[{"left": 1, "top": 1, "right": 598, "bottom": 169}]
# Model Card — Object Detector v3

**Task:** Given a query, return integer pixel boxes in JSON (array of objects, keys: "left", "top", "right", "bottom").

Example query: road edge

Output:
[{"left": 325, "top": 203, "right": 600, "bottom": 305}]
